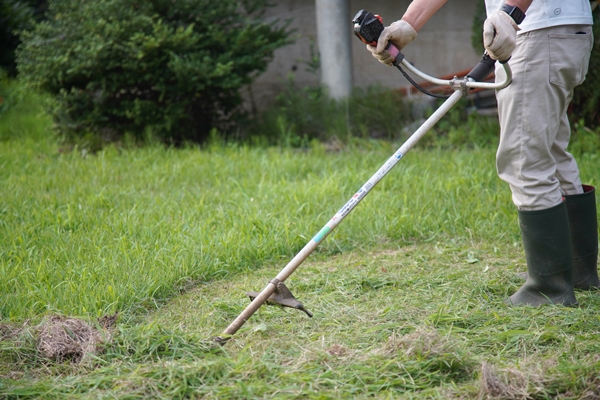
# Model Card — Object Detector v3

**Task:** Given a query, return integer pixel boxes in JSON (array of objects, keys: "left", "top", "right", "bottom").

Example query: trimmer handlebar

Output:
[
  {"left": 353, "top": 9, "right": 511, "bottom": 89},
  {"left": 466, "top": 53, "right": 497, "bottom": 83}
]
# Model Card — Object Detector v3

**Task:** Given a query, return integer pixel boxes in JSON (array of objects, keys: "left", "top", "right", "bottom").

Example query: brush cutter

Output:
[{"left": 214, "top": 9, "right": 512, "bottom": 345}]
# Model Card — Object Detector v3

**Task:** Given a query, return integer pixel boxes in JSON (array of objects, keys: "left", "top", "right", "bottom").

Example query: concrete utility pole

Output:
[{"left": 315, "top": 0, "right": 353, "bottom": 99}]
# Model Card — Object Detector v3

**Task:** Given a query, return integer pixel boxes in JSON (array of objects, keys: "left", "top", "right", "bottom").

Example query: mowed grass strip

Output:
[{"left": 3, "top": 242, "right": 600, "bottom": 398}]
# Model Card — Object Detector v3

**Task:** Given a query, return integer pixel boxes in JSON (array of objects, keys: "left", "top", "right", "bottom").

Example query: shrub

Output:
[
  {"left": 0, "top": 69, "right": 14, "bottom": 116},
  {"left": 17, "top": 0, "right": 291, "bottom": 145},
  {"left": 0, "top": 0, "right": 40, "bottom": 76},
  {"left": 470, "top": 0, "right": 487, "bottom": 55},
  {"left": 414, "top": 97, "right": 501, "bottom": 149},
  {"left": 248, "top": 78, "right": 414, "bottom": 145},
  {"left": 571, "top": 5, "right": 600, "bottom": 128},
  {"left": 569, "top": 120, "right": 600, "bottom": 156}
]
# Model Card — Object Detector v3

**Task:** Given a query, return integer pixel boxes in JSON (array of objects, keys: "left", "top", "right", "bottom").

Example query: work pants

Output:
[{"left": 494, "top": 24, "right": 593, "bottom": 210}]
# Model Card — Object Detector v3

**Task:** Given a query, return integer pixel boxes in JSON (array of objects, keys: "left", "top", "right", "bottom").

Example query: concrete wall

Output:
[{"left": 246, "top": 0, "right": 482, "bottom": 109}]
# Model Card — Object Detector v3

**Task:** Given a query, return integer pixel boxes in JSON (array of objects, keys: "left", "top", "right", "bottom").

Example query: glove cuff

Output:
[
  {"left": 391, "top": 20, "right": 417, "bottom": 48},
  {"left": 500, "top": 4, "right": 526, "bottom": 24}
]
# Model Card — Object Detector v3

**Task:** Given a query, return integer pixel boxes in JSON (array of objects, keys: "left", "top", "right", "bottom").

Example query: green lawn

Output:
[
  {"left": 0, "top": 118, "right": 530, "bottom": 321},
  {"left": 1, "top": 87, "right": 600, "bottom": 398}
]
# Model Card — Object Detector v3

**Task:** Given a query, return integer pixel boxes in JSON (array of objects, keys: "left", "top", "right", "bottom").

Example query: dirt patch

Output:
[
  {"left": 37, "top": 314, "right": 117, "bottom": 363},
  {"left": 98, "top": 313, "right": 119, "bottom": 330},
  {"left": 326, "top": 343, "right": 348, "bottom": 357}
]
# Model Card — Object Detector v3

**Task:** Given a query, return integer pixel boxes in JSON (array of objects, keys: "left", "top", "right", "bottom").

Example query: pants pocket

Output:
[{"left": 549, "top": 32, "right": 592, "bottom": 90}]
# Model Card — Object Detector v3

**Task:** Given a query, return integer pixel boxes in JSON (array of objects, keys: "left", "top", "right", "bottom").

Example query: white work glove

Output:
[
  {"left": 483, "top": 10, "right": 520, "bottom": 61},
  {"left": 366, "top": 20, "right": 417, "bottom": 66}
]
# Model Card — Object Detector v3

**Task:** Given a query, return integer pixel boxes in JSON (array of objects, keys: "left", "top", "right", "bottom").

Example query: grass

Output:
[
  {"left": 0, "top": 106, "right": 533, "bottom": 320},
  {"left": 1, "top": 81, "right": 600, "bottom": 398},
  {"left": 3, "top": 243, "right": 600, "bottom": 398}
]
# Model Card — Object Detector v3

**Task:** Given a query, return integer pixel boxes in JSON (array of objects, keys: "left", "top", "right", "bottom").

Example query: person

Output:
[{"left": 367, "top": 0, "right": 597, "bottom": 306}]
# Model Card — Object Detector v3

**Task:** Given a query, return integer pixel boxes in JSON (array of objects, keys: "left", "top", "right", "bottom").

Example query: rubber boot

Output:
[
  {"left": 507, "top": 202, "right": 578, "bottom": 306},
  {"left": 565, "top": 185, "right": 599, "bottom": 290}
]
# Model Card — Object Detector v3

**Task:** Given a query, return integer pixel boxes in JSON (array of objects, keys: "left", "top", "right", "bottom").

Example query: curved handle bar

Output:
[
  {"left": 396, "top": 53, "right": 512, "bottom": 91},
  {"left": 352, "top": 9, "right": 511, "bottom": 91}
]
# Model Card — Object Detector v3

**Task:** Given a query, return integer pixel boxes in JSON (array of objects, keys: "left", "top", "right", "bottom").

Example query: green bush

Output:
[
  {"left": 0, "top": 0, "right": 39, "bottom": 76},
  {"left": 413, "top": 97, "right": 501, "bottom": 149},
  {"left": 470, "top": 0, "right": 487, "bottom": 55},
  {"left": 569, "top": 120, "right": 600, "bottom": 155},
  {"left": 249, "top": 78, "right": 413, "bottom": 146},
  {"left": 17, "top": 0, "right": 291, "bottom": 145},
  {"left": 571, "top": 5, "right": 600, "bottom": 128},
  {"left": 0, "top": 69, "right": 14, "bottom": 116}
]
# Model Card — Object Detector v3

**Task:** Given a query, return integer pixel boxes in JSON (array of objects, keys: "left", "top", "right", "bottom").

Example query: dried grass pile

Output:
[
  {"left": 479, "top": 362, "right": 531, "bottom": 399},
  {"left": 36, "top": 314, "right": 116, "bottom": 363}
]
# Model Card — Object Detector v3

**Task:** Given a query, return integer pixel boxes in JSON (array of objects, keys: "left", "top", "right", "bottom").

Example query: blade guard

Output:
[{"left": 247, "top": 281, "right": 313, "bottom": 318}]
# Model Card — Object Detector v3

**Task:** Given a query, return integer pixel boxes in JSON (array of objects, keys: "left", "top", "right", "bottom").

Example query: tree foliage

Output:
[
  {"left": 17, "top": 0, "right": 291, "bottom": 144},
  {"left": 0, "top": 0, "right": 46, "bottom": 75},
  {"left": 571, "top": 5, "right": 600, "bottom": 128}
]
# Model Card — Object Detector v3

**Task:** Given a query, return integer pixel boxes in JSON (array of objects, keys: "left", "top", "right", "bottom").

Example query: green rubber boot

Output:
[
  {"left": 507, "top": 202, "right": 578, "bottom": 306},
  {"left": 565, "top": 185, "right": 599, "bottom": 290}
]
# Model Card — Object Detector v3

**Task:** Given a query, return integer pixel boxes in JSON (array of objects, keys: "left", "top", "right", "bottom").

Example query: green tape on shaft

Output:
[{"left": 312, "top": 226, "right": 331, "bottom": 243}]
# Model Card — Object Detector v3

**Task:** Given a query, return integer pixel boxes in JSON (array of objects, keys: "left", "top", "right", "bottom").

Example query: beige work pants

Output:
[{"left": 494, "top": 24, "right": 593, "bottom": 211}]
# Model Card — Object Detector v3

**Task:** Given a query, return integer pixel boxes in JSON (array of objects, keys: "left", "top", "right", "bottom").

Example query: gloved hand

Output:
[
  {"left": 366, "top": 20, "right": 417, "bottom": 66},
  {"left": 483, "top": 10, "right": 520, "bottom": 61}
]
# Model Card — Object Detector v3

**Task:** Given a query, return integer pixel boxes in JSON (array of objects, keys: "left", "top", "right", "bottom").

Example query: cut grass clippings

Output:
[{"left": 3, "top": 242, "right": 600, "bottom": 398}]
